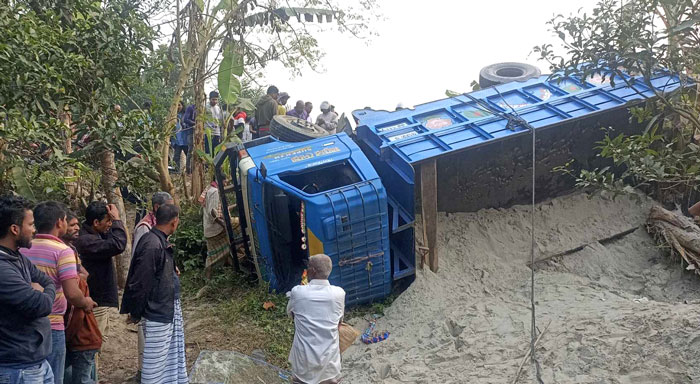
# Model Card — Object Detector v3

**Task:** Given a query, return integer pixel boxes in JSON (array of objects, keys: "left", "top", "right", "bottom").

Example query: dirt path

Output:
[
  {"left": 99, "top": 303, "right": 235, "bottom": 383},
  {"left": 343, "top": 192, "right": 700, "bottom": 383}
]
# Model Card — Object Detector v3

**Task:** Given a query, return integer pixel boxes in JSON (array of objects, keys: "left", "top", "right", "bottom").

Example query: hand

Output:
[
  {"left": 176, "top": 266, "right": 181, "bottom": 276},
  {"left": 31, "top": 282, "right": 44, "bottom": 292},
  {"left": 107, "top": 204, "right": 121, "bottom": 220},
  {"left": 126, "top": 315, "right": 139, "bottom": 325},
  {"left": 83, "top": 297, "right": 98, "bottom": 312}
]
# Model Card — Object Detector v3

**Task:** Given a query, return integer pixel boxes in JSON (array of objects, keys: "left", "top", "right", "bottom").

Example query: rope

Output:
[{"left": 471, "top": 87, "right": 545, "bottom": 383}]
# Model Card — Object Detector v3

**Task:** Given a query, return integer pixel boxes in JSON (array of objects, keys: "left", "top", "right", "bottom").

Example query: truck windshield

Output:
[{"left": 280, "top": 161, "right": 361, "bottom": 194}]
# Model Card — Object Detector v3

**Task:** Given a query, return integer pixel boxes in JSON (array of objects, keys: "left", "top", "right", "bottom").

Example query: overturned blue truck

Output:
[{"left": 213, "top": 68, "right": 686, "bottom": 306}]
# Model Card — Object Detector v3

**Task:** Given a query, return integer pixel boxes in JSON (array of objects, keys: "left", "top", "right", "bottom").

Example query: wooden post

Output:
[{"left": 420, "top": 159, "right": 438, "bottom": 272}]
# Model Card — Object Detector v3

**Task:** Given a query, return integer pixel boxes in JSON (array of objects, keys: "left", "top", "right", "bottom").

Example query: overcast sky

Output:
[{"left": 257, "top": 0, "right": 598, "bottom": 116}]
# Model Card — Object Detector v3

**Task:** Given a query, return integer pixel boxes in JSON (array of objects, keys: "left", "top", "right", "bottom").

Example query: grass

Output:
[
  {"left": 179, "top": 265, "right": 401, "bottom": 369},
  {"left": 180, "top": 267, "right": 294, "bottom": 368}
]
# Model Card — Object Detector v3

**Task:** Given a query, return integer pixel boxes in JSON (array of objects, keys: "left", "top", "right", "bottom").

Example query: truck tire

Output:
[
  {"left": 478, "top": 62, "right": 541, "bottom": 88},
  {"left": 270, "top": 115, "right": 329, "bottom": 142}
]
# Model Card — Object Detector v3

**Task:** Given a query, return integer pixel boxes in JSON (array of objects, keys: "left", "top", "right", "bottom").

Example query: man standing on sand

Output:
[
  {"left": 122, "top": 204, "right": 188, "bottom": 384},
  {"left": 22, "top": 202, "right": 97, "bottom": 384},
  {"left": 287, "top": 254, "right": 345, "bottom": 384},
  {"left": 74, "top": 201, "right": 127, "bottom": 373},
  {"left": 0, "top": 195, "right": 56, "bottom": 383},
  {"left": 254, "top": 86, "right": 279, "bottom": 138}
]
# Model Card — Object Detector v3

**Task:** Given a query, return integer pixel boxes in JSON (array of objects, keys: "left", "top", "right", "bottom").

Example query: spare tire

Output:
[
  {"left": 478, "top": 62, "right": 541, "bottom": 88},
  {"left": 270, "top": 115, "right": 329, "bottom": 142}
]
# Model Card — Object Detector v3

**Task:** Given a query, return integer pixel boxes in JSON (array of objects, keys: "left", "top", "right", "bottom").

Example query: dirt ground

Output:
[{"left": 99, "top": 303, "right": 234, "bottom": 383}]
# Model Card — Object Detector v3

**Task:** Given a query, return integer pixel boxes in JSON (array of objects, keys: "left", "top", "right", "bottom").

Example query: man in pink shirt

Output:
[{"left": 21, "top": 202, "right": 97, "bottom": 384}]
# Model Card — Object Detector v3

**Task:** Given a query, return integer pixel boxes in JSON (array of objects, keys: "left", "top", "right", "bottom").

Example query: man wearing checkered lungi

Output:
[
  {"left": 121, "top": 204, "right": 188, "bottom": 384},
  {"left": 202, "top": 181, "right": 231, "bottom": 278}
]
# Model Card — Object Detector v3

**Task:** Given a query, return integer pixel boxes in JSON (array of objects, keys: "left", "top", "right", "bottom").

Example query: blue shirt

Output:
[
  {"left": 183, "top": 105, "right": 196, "bottom": 137},
  {"left": 174, "top": 112, "right": 188, "bottom": 146},
  {"left": 287, "top": 108, "right": 308, "bottom": 120}
]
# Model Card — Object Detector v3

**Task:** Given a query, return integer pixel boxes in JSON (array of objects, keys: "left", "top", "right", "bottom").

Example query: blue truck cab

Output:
[{"left": 237, "top": 133, "right": 392, "bottom": 306}]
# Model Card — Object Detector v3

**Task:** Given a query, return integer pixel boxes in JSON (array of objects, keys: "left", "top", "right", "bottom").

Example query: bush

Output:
[{"left": 172, "top": 201, "right": 206, "bottom": 271}]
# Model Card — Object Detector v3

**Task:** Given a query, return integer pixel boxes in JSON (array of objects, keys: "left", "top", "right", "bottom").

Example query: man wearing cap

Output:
[
  {"left": 206, "top": 91, "right": 224, "bottom": 153},
  {"left": 254, "top": 86, "right": 279, "bottom": 138},
  {"left": 316, "top": 101, "right": 338, "bottom": 134},
  {"left": 277, "top": 92, "right": 290, "bottom": 115}
]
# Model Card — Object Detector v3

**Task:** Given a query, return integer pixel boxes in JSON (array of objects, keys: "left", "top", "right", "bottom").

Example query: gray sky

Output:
[{"left": 259, "top": 0, "right": 598, "bottom": 115}]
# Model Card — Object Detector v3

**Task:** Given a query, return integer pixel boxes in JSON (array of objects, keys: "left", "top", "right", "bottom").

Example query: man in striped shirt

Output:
[{"left": 21, "top": 202, "right": 97, "bottom": 384}]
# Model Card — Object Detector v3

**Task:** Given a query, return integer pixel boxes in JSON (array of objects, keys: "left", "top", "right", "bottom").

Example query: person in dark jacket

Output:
[
  {"left": 73, "top": 201, "right": 126, "bottom": 372},
  {"left": 254, "top": 85, "right": 279, "bottom": 138},
  {"left": 0, "top": 195, "right": 56, "bottom": 383},
  {"left": 121, "top": 204, "right": 188, "bottom": 384}
]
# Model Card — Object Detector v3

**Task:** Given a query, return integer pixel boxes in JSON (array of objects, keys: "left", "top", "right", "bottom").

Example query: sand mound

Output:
[{"left": 343, "top": 192, "right": 700, "bottom": 383}]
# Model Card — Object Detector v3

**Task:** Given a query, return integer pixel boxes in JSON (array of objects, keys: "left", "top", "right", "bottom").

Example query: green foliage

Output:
[
  {"left": 171, "top": 202, "right": 206, "bottom": 271},
  {"left": 0, "top": 0, "right": 156, "bottom": 198},
  {"left": 218, "top": 43, "right": 244, "bottom": 104},
  {"left": 537, "top": 0, "right": 700, "bottom": 204}
]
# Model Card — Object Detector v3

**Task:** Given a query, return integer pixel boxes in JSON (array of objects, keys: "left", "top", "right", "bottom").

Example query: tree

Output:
[
  {"left": 0, "top": 0, "right": 157, "bottom": 287},
  {"left": 154, "top": 0, "right": 379, "bottom": 202},
  {"left": 535, "top": 0, "right": 700, "bottom": 206}
]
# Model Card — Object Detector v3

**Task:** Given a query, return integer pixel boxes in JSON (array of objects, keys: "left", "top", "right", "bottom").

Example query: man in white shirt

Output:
[
  {"left": 315, "top": 101, "right": 338, "bottom": 134},
  {"left": 287, "top": 254, "right": 345, "bottom": 384},
  {"left": 205, "top": 91, "right": 224, "bottom": 153}
]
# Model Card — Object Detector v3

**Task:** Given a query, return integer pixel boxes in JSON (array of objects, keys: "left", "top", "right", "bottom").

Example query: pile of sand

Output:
[{"left": 343, "top": 192, "right": 700, "bottom": 383}]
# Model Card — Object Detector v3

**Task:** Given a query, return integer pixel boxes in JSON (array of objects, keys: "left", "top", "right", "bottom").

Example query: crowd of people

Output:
[
  {"left": 171, "top": 85, "right": 340, "bottom": 174},
  {"left": 0, "top": 191, "right": 347, "bottom": 384}
]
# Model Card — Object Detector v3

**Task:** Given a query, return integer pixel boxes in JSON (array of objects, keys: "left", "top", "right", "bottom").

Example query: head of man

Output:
[
  {"left": 113, "top": 104, "right": 122, "bottom": 114},
  {"left": 267, "top": 85, "right": 279, "bottom": 100},
  {"left": 293, "top": 100, "right": 305, "bottom": 113},
  {"left": 151, "top": 191, "right": 174, "bottom": 214},
  {"left": 63, "top": 211, "right": 80, "bottom": 244},
  {"left": 155, "top": 204, "right": 180, "bottom": 236},
  {"left": 142, "top": 101, "right": 152, "bottom": 112},
  {"left": 304, "top": 101, "right": 313, "bottom": 115},
  {"left": 86, "top": 201, "right": 112, "bottom": 234},
  {"left": 34, "top": 201, "right": 68, "bottom": 238},
  {"left": 278, "top": 92, "right": 290, "bottom": 106},
  {"left": 209, "top": 91, "right": 219, "bottom": 107},
  {"left": 320, "top": 101, "right": 331, "bottom": 114},
  {"left": 307, "top": 254, "right": 333, "bottom": 281},
  {"left": 0, "top": 195, "right": 35, "bottom": 250}
]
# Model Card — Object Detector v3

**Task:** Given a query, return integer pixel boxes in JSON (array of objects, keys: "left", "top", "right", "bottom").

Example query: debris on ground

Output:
[{"left": 189, "top": 350, "right": 291, "bottom": 384}]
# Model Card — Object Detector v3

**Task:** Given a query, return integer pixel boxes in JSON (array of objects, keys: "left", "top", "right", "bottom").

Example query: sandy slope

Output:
[{"left": 343, "top": 192, "right": 700, "bottom": 383}]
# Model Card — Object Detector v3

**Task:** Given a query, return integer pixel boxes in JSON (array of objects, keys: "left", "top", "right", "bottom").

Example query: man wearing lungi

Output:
[{"left": 121, "top": 204, "right": 187, "bottom": 384}]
